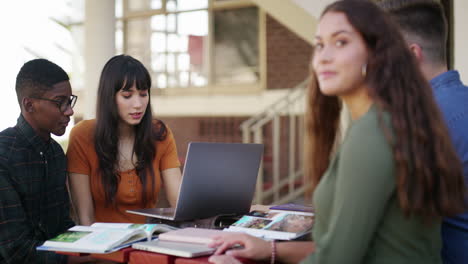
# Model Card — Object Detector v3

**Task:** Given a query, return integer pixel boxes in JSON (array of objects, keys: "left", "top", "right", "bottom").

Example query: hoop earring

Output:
[{"left": 361, "top": 63, "right": 367, "bottom": 77}]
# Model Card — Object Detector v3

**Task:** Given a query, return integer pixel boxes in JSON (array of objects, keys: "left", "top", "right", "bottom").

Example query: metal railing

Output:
[{"left": 241, "top": 79, "right": 309, "bottom": 205}]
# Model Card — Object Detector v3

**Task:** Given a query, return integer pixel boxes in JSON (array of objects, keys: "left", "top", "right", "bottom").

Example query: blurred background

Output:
[{"left": 1, "top": 0, "right": 466, "bottom": 205}]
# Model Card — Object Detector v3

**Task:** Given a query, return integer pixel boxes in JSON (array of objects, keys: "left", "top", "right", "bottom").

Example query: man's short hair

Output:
[
  {"left": 15, "top": 59, "right": 69, "bottom": 105},
  {"left": 378, "top": 0, "right": 448, "bottom": 66}
]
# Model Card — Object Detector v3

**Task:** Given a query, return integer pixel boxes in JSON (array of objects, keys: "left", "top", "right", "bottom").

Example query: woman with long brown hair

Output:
[
  {"left": 67, "top": 55, "right": 182, "bottom": 225},
  {"left": 208, "top": 1, "right": 466, "bottom": 263}
]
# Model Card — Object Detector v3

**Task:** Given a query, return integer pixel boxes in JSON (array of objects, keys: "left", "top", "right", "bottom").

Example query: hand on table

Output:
[
  {"left": 208, "top": 233, "right": 271, "bottom": 261},
  {"left": 208, "top": 255, "right": 243, "bottom": 264}
]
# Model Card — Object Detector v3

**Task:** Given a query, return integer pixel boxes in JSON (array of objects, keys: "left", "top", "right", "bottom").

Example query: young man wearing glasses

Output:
[{"left": 0, "top": 59, "right": 90, "bottom": 263}]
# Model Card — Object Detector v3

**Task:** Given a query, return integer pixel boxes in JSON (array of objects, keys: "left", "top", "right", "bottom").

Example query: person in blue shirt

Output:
[{"left": 380, "top": 1, "right": 468, "bottom": 263}]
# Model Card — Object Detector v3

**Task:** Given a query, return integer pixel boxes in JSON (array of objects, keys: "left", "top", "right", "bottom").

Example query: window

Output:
[
  {"left": 121, "top": 0, "right": 260, "bottom": 91},
  {"left": 214, "top": 7, "right": 259, "bottom": 85},
  {"left": 166, "top": 0, "right": 207, "bottom": 11},
  {"left": 128, "top": 0, "right": 163, "bottom": 12}
]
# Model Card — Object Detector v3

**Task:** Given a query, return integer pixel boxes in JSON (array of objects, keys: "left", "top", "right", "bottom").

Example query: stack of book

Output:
[{"left": 37, "top": 203, "right": 314, "bottom": 258}]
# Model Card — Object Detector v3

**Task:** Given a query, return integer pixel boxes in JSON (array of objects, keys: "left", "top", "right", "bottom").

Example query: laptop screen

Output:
[{"left": 174, "top": 142, "right": 264, "bottom": 221}]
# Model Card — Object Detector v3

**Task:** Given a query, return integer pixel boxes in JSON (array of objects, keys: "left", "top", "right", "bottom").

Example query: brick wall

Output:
[
  {"left": 266, "top": 15, "right": 313, "bottom": 90},
  {"left": 161, "top": 117, "right": 247, "bottom": 164},
  {"left": 160, "top": 116, "right": 303, "bottom": 189}
]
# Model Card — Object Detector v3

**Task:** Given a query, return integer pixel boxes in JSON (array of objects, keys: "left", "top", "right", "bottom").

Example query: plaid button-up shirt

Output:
[{"left": 0, "top": 115, "right": 74, "bottom": 264}]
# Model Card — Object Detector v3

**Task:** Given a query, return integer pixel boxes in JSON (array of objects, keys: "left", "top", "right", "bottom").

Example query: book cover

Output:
[
  {"left": 91, "top": 222, "right": 178, "bottom": 241},
  {"left": 157, "top": 227, "right": 225, "bottom": 244},
  {"left": 224, "top": 211, "right": 314, "bottom": 240},
  {"left": 269, "top": 203, "right": 314, "bottom": 213},
  {"left": 132, "top": 227, "right": 225, "bottom": 258},
  {"left": 36, "top": 223, "right": 178, "bottom": 254},
  {"left": 132, "top": 240, "right": 215, "bottom": 258}
]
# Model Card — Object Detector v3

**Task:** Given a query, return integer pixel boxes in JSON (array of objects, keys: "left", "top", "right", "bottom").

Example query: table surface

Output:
[
  {"left": 58, "top": 247, "right": 262, "bottom": 264},
  {"left": 129, "top": 250, "right": 261, "bottom": 264},
  {"left": 58, "top": 205, "right": 273, "bottom": 263}
]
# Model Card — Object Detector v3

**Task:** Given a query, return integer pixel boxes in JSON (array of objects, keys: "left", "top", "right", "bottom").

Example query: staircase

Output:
[
  {"left": 241, "top": 79, "right": 309, "bottom": 205},
  {"left": 249, "top": 0, "right": 329, "bottom": 45}
]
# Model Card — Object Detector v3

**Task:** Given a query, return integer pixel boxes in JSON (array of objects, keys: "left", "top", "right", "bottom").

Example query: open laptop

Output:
[{"left": 127, "top": 142, "right": 264, "bottom": 221}]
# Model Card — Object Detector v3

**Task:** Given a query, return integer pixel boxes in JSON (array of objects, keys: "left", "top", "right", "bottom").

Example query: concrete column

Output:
[
  {"left": 454, "top": 0, "right": 468, "bottom": 83},
  {"left": 84, "top": 0, "right": 115, "bottom": 119}
]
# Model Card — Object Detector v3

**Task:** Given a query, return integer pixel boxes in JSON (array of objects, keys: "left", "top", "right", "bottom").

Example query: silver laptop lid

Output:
[{"left": 173, "top": 142, "right": 263, "bottom": 221}]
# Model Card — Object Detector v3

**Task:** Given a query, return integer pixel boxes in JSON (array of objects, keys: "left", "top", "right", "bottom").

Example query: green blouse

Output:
[{"left": 301, "top": 106, "right": 441, "bottom": 264}]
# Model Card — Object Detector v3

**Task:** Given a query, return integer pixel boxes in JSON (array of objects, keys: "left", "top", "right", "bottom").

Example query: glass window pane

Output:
[
  {"left": 151, "top": 15, "right": 166, "bottom": 31},
  {"left": 177, "top": 35, "right": 188, "bottom": 52},
  {"left": 126, "top": 10, "right": 208, "bottom": 88},
  {"left": 167, "top": 14, "right": 176, "bottom": 33},
  {"left": 193, "top": 73, "right": 208, "bottom": 86},
  {"left": 151, "top": 33, "right": 166, "bottom": 52},
  {"left": 151, "top": 0, "right": 162, "bottom": 9},
  {"left": 179, "top": 72, "right": 189, "bottom": 87},
  {"left": 167, "top": 54, "right": 175, "bottom": 72},
  {"left": 214, "top": 7, "right": 259, "bottom": 85},
  {"left": 178, "top": 54, "right": 190, "bottom": 71},
  {"left": 168, "top": 76, "right": 178, "bottom": 87},
  {"left": 167, "top": 34, "right": 179, "bottom": 52},
  {"left": 166, "top": 0, "right": 207, "bottom": 12},
  {"left": 157, "top": 74, "right": 167, "bottom": 88},
  {"left": 128, "top": 0, "right": 162, "bottom": 12},
  {"left": 178, "top": 11, "right": 208, "bottom": 36},
  {"left": 152, "top": 54, "right": 166, "bottom": 72},
  {"left": 166, "top": 0, "right": 177, "bottom": 12}
]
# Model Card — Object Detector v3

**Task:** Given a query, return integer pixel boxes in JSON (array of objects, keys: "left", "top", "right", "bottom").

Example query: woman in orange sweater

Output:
[{"left": 67, "top": 55, "right": 182, "bottom": 225}]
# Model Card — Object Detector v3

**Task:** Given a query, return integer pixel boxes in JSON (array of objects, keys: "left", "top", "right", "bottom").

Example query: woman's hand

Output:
[
  {"left": 161, "top": 168, "right": 182, "bottom": 207},
  {"left": 208, "top": 255, "right": 243, "bottom": 264},
  {"left": 208, "top": 233, "right": 271, "bottom": 261}
]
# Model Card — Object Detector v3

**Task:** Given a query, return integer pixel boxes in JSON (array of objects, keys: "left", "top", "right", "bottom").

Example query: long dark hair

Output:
[
  {"left": 95, "top": 54, "right": 167, "bottom": 207},
  {"left": 307, "top": 0, "right": 465, "bottom": 219}
]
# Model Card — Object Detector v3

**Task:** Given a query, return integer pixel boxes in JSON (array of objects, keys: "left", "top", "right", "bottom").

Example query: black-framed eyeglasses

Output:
[{"left": 30, "top": 95, "right": 78, "bottom": 113}]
